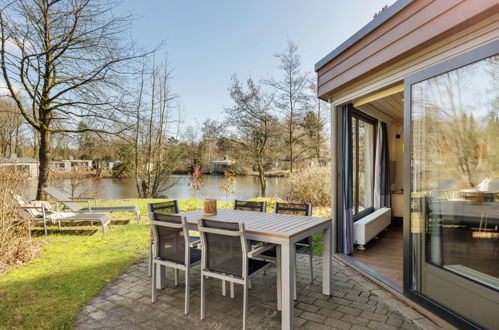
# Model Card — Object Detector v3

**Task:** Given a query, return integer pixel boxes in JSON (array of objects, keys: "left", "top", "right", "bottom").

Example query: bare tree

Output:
[
  {"left": 225, "top": 75, "right": 276, "bottom": 197},
  {"left": 0, "top": 0, "right": 148, "bottom": 199},
  {"left": 265, "top": 40, "right": 312, "bottom": 172},
  {"left": 0, "top": 97, "right": 25, "bottom": 156},
  {"left": 133, "top": 58, "right": 183, "bottom": 198}
]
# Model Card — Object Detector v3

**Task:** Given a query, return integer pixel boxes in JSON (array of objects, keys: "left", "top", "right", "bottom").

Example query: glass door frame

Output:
[{"left": 403, "top": 39, "right": 499, "bottom": 330}]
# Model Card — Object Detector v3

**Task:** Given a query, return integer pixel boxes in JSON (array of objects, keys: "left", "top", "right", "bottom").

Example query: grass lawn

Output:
[{"left": 0, "top": 198, "right": 330, "bottom": 329}]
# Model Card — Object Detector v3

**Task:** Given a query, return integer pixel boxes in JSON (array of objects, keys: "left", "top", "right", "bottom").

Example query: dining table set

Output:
[{"left": 149, "top": 200, "right": 333, "bottom": 330}]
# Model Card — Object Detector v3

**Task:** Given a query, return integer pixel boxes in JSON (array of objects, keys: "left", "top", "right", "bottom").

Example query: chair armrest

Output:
[
  {"left": 247, "top": 243, "right": 276, "bottom": 258},
  {"left": 189, "top": 239, "right": 201, "bottom": 248}
]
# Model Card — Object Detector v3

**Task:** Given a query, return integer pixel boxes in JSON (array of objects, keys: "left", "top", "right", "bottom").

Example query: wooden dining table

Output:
[{"left": 157, "top": 208, "right": 333, "bottom": 330}]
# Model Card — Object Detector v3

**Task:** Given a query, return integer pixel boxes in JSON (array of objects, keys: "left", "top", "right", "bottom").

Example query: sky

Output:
[{"left": 119, "top": 0, "right": 396, "bottom": 126}]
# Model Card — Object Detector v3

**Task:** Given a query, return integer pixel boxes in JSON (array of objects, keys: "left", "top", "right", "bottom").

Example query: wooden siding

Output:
[
  {"left": 317, "top": 0, "right": 499, "bottom": 101},
  {"left": 329, "top": 10, "right": 499, "bottom": 105}
]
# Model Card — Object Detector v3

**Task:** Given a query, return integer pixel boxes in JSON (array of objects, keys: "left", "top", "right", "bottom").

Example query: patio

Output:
[{"left": 75, "top": 255, "right": 440, "bottom": 330}]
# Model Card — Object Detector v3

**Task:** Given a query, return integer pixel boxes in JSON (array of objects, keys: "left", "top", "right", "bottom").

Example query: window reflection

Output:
[{"left": 411, "top": 55, "right": 499, "bottom": 289}]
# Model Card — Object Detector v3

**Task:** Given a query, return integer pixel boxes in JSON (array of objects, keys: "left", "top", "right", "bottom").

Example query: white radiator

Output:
[{"left": 353, "top": 208, "right": 391, "bottom": 249}]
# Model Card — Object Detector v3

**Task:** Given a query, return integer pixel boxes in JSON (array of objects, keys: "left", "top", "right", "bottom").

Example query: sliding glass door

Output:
[{"left": 405, "top": 41, "right": 499, "bottom": 329}]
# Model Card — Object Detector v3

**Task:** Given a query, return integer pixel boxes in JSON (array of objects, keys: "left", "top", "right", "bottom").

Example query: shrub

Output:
[
  {"left": 282, "top": 165, "right": 331, "bottom": 207},
  {"left": 0, "top": 167, "right": 38, "bottom": 273}
]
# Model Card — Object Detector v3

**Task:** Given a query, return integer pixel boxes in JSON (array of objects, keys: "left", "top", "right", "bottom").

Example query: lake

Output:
[{"left": 26, "top": 175, "right": 285, "bottom": 201}]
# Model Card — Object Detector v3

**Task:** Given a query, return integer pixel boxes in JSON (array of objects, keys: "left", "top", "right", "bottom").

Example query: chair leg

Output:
[
  {"left": 101, "top": 221, "right": 105, "bottom": 234},
  {"left": 43, "top": 218, "right": 47, "bottom": 236},
  {"left": 136, "top": 211, "right": 140, "bottom": 224},
  {"left": 151, "top": 263, "right": 157, "bottom": 303},
  {"left": 174, "top": 269, "right": 179, "bottom": 287},
  {"left": 148, "top": 241, "right": 153, "bottom": 277},
  {"left": 293, "top": 267, "right": 297, "bottom": 300},
  {"left": 222, "top": 280, "right": 226, "bottom": 296},
  {"left": 230, "top": 281, "right": 235, "bottom": 299},
  {"left": 309, "top": 245, "right": 314, "bottom": 284},
  {"left": 184, "top": 268, "right": 190, "bottom": 315},
  {"left": 58, "top": 220, "right": 61, "bottom": 230},
  {"left": 243, "top": 281, "right": 248, "bottom": 330},
  {"left": 248, "top": 279, "right": 252, "bottom": 289},
  {"left": 200, "top": 272, "right": 206, "bottom": 320}
]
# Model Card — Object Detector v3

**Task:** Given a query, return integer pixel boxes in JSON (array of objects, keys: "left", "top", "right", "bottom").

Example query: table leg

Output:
[
  {"left": 281, "top": 241, "right": 295, "bottom": 330},
  {"left": 156, "top": 264, "right": 167, "bottom": 289},
  {"left": 322, "top": 225, "right": 332, "bottom": 295},
  {"left": 276, "top": 245, "right": 281, "bottom": 311}
]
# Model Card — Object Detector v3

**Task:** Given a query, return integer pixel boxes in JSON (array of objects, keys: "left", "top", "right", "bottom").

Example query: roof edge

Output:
[{"left": 315, "top": 0, "right": 414, "bottom": 72}]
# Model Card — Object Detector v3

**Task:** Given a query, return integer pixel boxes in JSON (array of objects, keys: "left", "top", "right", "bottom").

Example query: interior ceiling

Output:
[{"left": 355, "top": 91, "right": 404, "bottom": 124}]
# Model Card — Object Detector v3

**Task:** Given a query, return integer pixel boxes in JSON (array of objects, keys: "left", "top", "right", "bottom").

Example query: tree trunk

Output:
[
  {"left": 36, "top": 129, "right": 49, "bottom": 200},
  {"left": 257, "top": 161, "right": 266, "bottom": 197}
]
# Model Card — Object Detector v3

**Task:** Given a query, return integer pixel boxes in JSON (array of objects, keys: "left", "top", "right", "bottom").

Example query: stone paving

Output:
[{"left": 75, "top": 255, "right": 443, "bottom": 330}]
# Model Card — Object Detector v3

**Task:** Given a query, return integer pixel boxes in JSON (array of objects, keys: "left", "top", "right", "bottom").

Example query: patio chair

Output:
[
  {"left": 150, "top": 213, "right": 201, "bottom": 315},
  {"left": 16, "top": 196, "right": 110, "bottom": 235},
  {"left": 148, "top": 201, "right": 199, "bottom": 278},
  {"left": 42, "top": 186, "right": 141, "bottom": 223},
  {"left": 257, "top": 202, "right": 314, "bottom": 300},
  {"left": 234, "top": 200, "right": 267, "bottom": 212},
  {"left": 198, "top": 218, "right": 273, "bottom": 330}
]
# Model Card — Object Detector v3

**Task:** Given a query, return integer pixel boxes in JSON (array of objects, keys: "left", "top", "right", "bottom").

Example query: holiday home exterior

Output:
[{"left": 316, "top": 0, "right": 499, "bottom": 328}]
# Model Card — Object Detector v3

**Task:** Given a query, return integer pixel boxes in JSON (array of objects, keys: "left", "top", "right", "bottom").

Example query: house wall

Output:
[{"left": 318, "top": 0, "right": 499, "bottom": 101}]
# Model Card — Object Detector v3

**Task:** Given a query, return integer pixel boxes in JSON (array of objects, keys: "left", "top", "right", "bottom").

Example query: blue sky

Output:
[{"left": 120, "top": 0, "right": 395, "bottom": 126}]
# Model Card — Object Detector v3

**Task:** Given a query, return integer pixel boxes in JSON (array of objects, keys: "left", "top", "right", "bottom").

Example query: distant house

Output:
[
  {"left": 49, "top": 157, "right": 93, "bottom": 172},
  {"left": 0, "top": 154, "right": 39, "bottom": 177},
  {"left": 209, "top": 156, "right": 235, "bottom": 174}
]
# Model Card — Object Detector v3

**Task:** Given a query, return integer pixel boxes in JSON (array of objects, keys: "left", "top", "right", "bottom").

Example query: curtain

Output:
[
  {"left": 342, "top": 105, "right": 354, "bottom": 255},
  {"left": 374, "top": 122, "right": 391, "bottom": 209}
]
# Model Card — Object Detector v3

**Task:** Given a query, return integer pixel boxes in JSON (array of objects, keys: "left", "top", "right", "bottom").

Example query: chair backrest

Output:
[
  {"left": 234, "top": 200, "right": 266, "bottom": 212},
  {"left": 275, "top": 202, "right": 312, "bottom": 216},
  {"left": 148, "top": 200, "right": 179, "bottom": 222},
  {"left": 198, "top": 219, "right": 247, "bottom": 278},
  {"left": 150, "top": 214, "right": 190, "bottom": 265},
  {"left": 42, "top": 186, "right": 82, "bottom": 212}
]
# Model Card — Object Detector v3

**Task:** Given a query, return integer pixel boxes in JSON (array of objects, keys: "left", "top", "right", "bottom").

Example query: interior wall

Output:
[{"left": 388, "top": 124, "right": 404, "bottom": 192}]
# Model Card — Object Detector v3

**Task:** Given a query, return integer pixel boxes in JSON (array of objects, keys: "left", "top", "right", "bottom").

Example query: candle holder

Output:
[{"left": 204, "top": 199, "right": 217, "bottom": 216}]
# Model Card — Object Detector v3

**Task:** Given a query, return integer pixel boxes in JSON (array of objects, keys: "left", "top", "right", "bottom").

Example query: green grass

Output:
[{"left": 0, "top": 198, "right": 331, "bottom": 329}]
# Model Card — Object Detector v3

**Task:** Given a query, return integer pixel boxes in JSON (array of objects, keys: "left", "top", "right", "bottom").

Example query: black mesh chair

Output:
[
  {"left": 234, "top": 200, "right": 267, "bottom": 212},
  {"left": 150, "top": 211, "right": 201, "bottom": 315},
  {"left": 258, "top": 202, "right": 314, "bottom": 298},
  {"left": 198, "top": 219, "right": 273, "bottom": 330},
  {"left": 148, "top": 201, "right": 180, "bottom": 277}
]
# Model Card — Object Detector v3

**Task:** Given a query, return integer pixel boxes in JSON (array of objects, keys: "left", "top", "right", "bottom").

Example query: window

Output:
[{"left": 352, "top": 111, "right": 375, "bottom": 218}]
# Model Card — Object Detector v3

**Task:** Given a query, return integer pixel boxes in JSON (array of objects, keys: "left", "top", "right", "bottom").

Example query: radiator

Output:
[{"left": 353, "top": 208, "right": 391, "bottom": 249}]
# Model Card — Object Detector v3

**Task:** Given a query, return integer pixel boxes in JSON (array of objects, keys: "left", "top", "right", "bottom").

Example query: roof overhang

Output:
[{"left": 315, "top": 0, "right": 414, "bottom": 72}]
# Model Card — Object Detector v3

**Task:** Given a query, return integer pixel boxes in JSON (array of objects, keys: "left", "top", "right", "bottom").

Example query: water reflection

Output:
[{"left": 26, "top": 175, "right": 284, "bottom": 200}]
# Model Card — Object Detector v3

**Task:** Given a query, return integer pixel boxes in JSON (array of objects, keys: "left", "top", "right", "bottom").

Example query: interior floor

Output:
[{"left": 351, "top": 219, "right": 403, "bottom": 287}]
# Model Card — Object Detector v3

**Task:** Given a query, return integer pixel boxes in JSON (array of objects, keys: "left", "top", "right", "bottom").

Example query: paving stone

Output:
[
  {"left": 302, "top": 320, "right": 331, "bottom": 330},
  {"left": 297, "top": 302, "right": 320, "bottom": 313},
  {"left": 337, "top": 305, "right": 362, "bottom": 316},
  {"left": 301, "top": 311, "right": 327, "bottom": 323},
  {"left": 324, "top": 317, "right": 352, "bottom": 329},
  {"left": 317, "top": 307, "right": 344, "bottom": 319},
  {"left": 73, "top": 256, "right": 436, "bottom": 330},
  {"left": 367, "top": 320, "right": 398, "bottom": 330},
  {"left": 342, "top": 314, "right": 369, "bottom": 326},
  {"left": 360, "top": 310, "right": 388, "bottom": 322}
]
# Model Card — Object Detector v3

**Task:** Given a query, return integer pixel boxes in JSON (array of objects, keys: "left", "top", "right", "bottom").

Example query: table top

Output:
[{"left": 179, "top": 209, "right": 331, "bottom": 239}]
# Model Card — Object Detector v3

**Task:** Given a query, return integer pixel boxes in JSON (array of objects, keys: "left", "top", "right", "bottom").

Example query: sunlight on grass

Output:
[{"left": 0, "top": 198, "right": 331, "bottom": 329}]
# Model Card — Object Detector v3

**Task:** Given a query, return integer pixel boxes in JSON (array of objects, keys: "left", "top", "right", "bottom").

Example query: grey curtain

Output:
[
  {"left": 342, "top": 105, "right": 354, "bottom": 255},
  {"left": 374, "top": 122, "right": 391, "bottom": 209}
]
